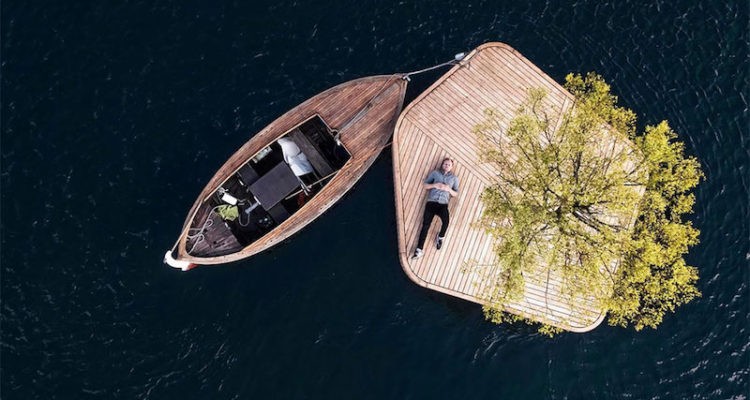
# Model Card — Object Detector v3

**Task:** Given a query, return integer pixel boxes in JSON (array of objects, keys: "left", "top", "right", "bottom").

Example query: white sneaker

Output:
[
  {"left": 436, "top": 236, "right": 445, "bottom": 250},
  {"left": 411, "top": 248, "right": 424, "bottom": 260}
]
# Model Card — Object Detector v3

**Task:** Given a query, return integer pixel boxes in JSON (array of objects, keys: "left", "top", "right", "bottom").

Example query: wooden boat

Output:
[{"left": 165, "top": 74, "right": 408, "bottom": 269}]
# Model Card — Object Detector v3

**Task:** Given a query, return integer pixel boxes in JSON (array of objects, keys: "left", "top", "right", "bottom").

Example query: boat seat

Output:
[
  {"left": 288, "top": 129, "right": 335, "bottom": 177},
  {"left": 237, "top": 163, "right": 260, "bottom": 186},
  {"left": 268, "top": 203, "right": 291, "bottom": 224}
]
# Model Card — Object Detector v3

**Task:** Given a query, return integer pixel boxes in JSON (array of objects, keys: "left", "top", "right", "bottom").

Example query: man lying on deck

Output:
[{"left": 411, "top": 157, "right": 459, "bottom": 260}]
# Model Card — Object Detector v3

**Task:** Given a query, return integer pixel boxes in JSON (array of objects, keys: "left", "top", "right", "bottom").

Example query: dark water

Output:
[{"left": 2, "top": 1, "right": 748, "bottom": 398}]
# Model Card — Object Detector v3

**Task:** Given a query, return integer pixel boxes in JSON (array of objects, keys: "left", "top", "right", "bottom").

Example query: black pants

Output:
[{"left": 417, "top": 201, "right": 449, "bottom": 249}]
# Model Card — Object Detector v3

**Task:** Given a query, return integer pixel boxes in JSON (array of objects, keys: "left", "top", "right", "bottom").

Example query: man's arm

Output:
[
  {"left": 447, "top": 185, "right": 458, "bottom": 197},
  {"left": 441, "top": 183, "right": 458, "bottom": 197},
  {"left": 423, "top": 171, "right": 436, "bottom": 191},
  {"left": 428, "top": 182, "right": 457, "bottom": 197}
]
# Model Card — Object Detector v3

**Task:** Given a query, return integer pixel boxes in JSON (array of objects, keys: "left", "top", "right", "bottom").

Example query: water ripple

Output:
[{"left": 2, "top": 0, "right": 748, "bottom": 399}]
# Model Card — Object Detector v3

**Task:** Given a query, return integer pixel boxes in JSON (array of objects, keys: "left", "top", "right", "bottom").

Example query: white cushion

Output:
[{"left": 278, "top": 137, "right": 314, "bottom": 176}]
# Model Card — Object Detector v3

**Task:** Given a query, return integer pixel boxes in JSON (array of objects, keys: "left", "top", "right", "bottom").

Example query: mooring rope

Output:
[
  {"left": 338, "top": 52, "right": 467, "bottom": 144},
  {"left": 401, "top": 52, "right": 467, "bottom": 80},
  {"left": 186, "top": 204, "right": 223, "bottom": 254}
]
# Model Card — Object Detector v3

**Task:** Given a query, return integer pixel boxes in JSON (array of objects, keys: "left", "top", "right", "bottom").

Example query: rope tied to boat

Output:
[
  {"left": 402, "top": 52, "right": 467, "bottom": 80},
  {"left": 186, "top": 204, "right": 223, "bottom": 254}
]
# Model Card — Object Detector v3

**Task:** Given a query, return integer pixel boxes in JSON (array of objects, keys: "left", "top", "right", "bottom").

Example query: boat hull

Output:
[{"left": 171, "top": 74, "right": 407, "bottom": 266}]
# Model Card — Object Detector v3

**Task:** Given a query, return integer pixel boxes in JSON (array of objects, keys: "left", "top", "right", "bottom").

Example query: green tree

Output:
[{"left": 473, "top": 72, "right": 702, "bottom": 333}]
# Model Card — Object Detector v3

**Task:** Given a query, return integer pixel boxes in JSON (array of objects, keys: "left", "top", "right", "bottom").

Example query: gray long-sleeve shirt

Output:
[{"left": 424, "top": 170, "right": 459, "bottom": 204}]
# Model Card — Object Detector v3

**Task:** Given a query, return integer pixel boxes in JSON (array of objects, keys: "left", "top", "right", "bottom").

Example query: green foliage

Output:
[
  {"left": 474, "top": 72, "right": 702, "bottom": 334},
  {"left": 606, "top": 122, "right": 702, "bottom": 330},
  {"left": 537, "top": 324, "right": 564, "bottom": 338}
]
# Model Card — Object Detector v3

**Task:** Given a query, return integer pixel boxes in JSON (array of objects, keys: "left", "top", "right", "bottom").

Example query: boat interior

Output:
[{"left": 185, "top": 115, "right": 351, "bottom": 257}]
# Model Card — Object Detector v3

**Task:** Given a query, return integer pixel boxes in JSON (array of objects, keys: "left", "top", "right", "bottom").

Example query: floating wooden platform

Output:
[{"left": 392, "top": 42, "right": 607, "bottom": 332}]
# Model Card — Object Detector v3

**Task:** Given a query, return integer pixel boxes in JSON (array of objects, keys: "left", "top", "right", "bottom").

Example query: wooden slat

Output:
[
  {"left": 288, "top": 129, "right": 334, "bottom": 176},
  {"left": 404, "top": 148, "right": 438, "bottom": 239},
  {"left": 446, "top": 191, "right": 486, "bottom": 290}
]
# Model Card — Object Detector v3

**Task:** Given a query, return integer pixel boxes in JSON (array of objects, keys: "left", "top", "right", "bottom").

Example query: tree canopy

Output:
[{"left": 473, "top": 72, "right": 702, "bottom": 333}]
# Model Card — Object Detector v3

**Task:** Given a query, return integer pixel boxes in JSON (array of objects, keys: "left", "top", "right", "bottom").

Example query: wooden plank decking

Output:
[{"left": 392, "top": 42, "right": 607, "bottom": 332}]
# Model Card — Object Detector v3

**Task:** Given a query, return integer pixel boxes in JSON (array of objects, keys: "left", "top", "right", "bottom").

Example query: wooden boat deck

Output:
[{"left": 392, "top": 43, "right": 607, "bottom": 332}]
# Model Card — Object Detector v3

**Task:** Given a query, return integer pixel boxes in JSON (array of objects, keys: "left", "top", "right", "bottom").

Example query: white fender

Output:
[{"left": 164, "top": 250, "right": 192, "bottom": 271}]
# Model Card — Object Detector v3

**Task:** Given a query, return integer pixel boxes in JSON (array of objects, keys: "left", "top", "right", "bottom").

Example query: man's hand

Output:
[
  {"left": 424, "top": 182, "right": 457, "bottom": 197},
  {"left": 435, "top": 183, "right": 457, "bottom": 197}
]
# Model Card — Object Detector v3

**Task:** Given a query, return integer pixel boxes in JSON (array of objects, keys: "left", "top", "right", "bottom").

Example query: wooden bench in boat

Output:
[
  {"left": 237, "top": 163, "right": 260, "bottom": 186},
  {"left": 289, "top": 129, "right": 334, "bottom": 177},
  {"left": 268, "top": 203, "right": 291, "bottom": 224}
]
